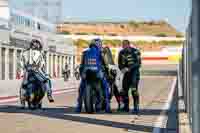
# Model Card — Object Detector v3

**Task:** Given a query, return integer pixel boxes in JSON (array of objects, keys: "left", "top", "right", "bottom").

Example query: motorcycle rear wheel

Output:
[{"left": 84, "top": 85, "right": 94, "bottom": 113}]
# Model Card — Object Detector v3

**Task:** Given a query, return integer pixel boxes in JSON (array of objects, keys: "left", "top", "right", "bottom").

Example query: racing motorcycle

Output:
[
  {"left": 83, "top": 70, "right": 102, "bottom": 113},
  {"left": 20, "top": 69, "right": 47, "bottom": 110}
]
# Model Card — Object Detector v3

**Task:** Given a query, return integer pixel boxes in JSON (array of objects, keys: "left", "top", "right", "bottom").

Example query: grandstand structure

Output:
[
  {"left": 10, "top": 8, "right": 55, "bottom": 32},
  {"left": 0, "top": 0, "right": 9, "bottom": 28},
  {"left": 12, "top": 0, "right": 62, "bottom": 24},
  {"left": 0, "top": 0, "right": 76, "bottom": 80}
]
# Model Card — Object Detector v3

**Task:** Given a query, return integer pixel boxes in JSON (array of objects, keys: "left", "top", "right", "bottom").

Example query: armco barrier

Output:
[{"left": 0, "top": 78, "right": 79, "bottom": 97}]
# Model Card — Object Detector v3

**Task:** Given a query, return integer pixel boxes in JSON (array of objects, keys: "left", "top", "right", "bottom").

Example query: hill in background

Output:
[{"left": 57, "top": 20, "right": 183, "bottom": 37}]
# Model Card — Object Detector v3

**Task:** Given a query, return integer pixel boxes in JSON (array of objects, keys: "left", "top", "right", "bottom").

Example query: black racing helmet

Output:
[
  {"left": 30, "top": 39, "right": 43, "bottom": 50},
  {"left": 122, "top": 40, "right": 130, "bottom": 48}
]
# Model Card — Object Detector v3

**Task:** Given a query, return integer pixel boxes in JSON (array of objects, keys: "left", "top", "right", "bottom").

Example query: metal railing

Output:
[{"left": 178, "top": 0, "right": 200, "bottom": 132}]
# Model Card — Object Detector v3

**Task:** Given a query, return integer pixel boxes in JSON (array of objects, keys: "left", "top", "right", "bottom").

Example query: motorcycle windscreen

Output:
[{"left": 102, "top": 47, "right": 115, "bottom": 65}]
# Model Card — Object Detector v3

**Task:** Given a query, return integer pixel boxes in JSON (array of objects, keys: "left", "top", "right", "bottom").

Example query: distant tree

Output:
[
  {"left": 91, "top": 32, "right": 101, "bottom": 35},
  {"left": 155, "top": 33, "right": 168, "bottom": 37},
  {"left": 157, "top": 20, "right": 167, "bottom": 25},
  {"left": 120, "top": 24, "right": 125, "bottom": 29},
  {"left": 75, "top": 39, "right": 89, "bottom": 48},
  {"left": 149, "top": 21, "right": 157, "bottom": 26},
  {"left": 108, "top": 33, "right": 117, "bottom": 36},
  {"left": 59, "top": 31, "right": 70, "bottom": 34},
  {"left": 176, "top": 34, "right": 184, "bottom": 38},
  {"left": 128, "top": 20, "right": 139, "bottom": 28},
  {"left": 103, "top": 39, "right": 121, "bottom": 47},
  {"left": 133, "top": 40, "right": 183, "bottom": 46},
  {"left": 75, "top": 32, "right": 89, "bottom": 35}
]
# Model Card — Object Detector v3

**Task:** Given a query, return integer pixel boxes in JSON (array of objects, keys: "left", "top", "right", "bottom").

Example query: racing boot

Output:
[
  {"left": 95, "top": 92, "right": 102, "bottom": 113},
  {"left": 75, "top": 85, "right": 85, "bottom": 113},
  {"left": 105, "top": 96, "right": 112, "bottom": 113},
  {"left": 117, "top": 103, "right": 121, "bottom": 112},
  {"left": 101, "top": 99, "right": 106, "bottom": 111},
  {"left": 122, "top": 96, "right": 129, "bottom": 112},
  {"left": 132, "top": 105, "right": 139, "bottom": 114},
  {"left": 117, "top": 103, "right": 124, "bottom": 112},
  {"left": 20, "top": 100, "right": 26, "bottom": 109},
  {"left": 131, "top": 89, "right": 140, "bottom": 114},
  {"left": 105, "top": 104, "right": 112, "bottom": 113},
  {"left": 75, "top": 103, "right": 82, "bottom": 113},
  {"left": 75, "top": 94, "right": 83, "bottom": 113},
  {"left": 47, "top": 94, "right": 54, "bottom": 103},
  {"left": 46, "top": 82, "right": 54, "bottom": 103},
  {"left": 95, "top": 104, "right": 101, "bottom": 113},
  {"left": 122, "top": 104, "right": 129, "bottom": 112},
  {"left": 117, "top": 96, "right": 123, "bottom": 112},
  {"left": 102, "top": 82, "right": 112, "bottom": 113}
]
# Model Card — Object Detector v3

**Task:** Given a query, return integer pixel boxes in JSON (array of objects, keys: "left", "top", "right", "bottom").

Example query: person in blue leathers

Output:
[{"left": 75, "top": 38, "right": 111, "bottom": 113}]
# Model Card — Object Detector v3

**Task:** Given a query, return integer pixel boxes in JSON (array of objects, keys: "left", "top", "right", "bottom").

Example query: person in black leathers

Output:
[{"left": 118, "top": 40, "right": 141, "bottom": 113}]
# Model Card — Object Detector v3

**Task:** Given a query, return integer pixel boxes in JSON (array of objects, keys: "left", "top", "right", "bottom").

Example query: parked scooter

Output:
[
  {"left": 62, "top": 64, "right": 70, "bottom": 81},
  {"left": 74, "top": 65, "right": 80, "bottom": 80}
]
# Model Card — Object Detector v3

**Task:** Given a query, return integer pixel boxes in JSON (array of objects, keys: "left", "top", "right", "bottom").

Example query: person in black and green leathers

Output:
[{"left": 118, "top": 40, "right": 141, "bottom": 114}]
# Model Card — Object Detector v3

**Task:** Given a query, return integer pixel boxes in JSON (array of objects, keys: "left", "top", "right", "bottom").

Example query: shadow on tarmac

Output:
[
  {"left": 0, "top": 105, "right": 170, "bottom": 132},
  {"left": 142, "top": 70, "right": 177, "bottom": 76}
]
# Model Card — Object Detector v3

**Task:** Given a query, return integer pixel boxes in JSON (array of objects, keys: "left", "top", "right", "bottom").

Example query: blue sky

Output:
[
  {"left": 62, "top": 0, "right": 191, "bottom": 32},
  {"left": 10, "top": 0, "right": 191, "bottom": 32}
]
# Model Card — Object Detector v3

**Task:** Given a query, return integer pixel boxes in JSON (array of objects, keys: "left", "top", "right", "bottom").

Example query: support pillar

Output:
[
  {"left": 50, "top": 54, "right": 54, "bottom": 78},
  {"left": 59, "top": 55, "right": 62, "bottom": 78},
  {"left": 61, "top": 56, "right": 64, "bottom": 72},
  {"left": 0, "top": 47, "right": 2, "bottom": 80},
  {"left": 55, "top": 54, "right": 58, "bottom": 78},
  {"left": 5, "top": 48, "right": 9, "bottom": 80},
  {"left": 13, "top": 49, "right": 17, "bottom": 79},
  {"left": 70, "top": 56, "right": 74, "bottom": 77},
  {"left": 46, "top": 52, "right": 50, "bottom": 74}
]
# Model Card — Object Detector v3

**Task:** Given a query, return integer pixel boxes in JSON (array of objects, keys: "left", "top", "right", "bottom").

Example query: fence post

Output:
[{"left": 192, "top": 0, "right": 200, "bottom": 132}]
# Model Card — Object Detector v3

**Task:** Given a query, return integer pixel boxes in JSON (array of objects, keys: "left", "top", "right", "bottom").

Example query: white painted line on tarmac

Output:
[
  {"left": 0, "top": 97, "right": 19, "bottom": 104},
  {"left": 53, "top": 88, "right": 77, "bottom": 95},
  {"left": 0, "top": 88, "right": 77, "bottom": 104},
  {"left": 152, "top": 77, "right": 177, "bottom": 133}
]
